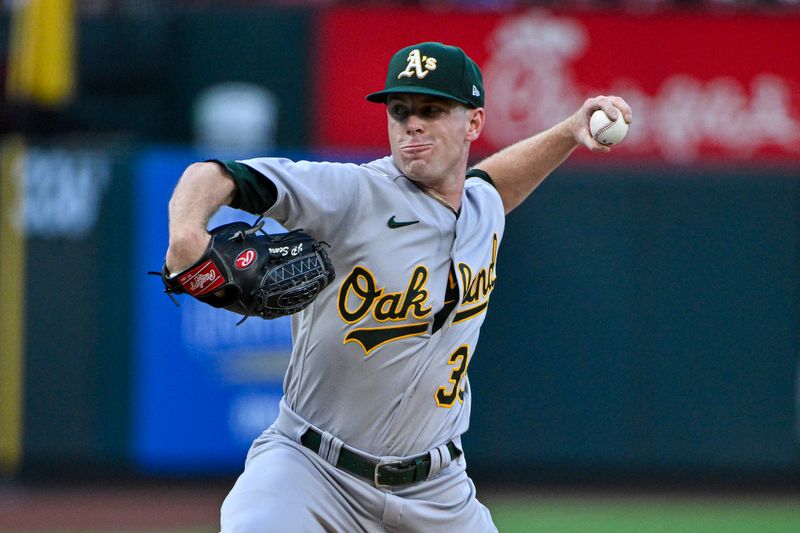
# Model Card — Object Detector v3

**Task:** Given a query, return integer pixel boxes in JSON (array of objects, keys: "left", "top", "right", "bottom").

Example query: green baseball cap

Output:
[{"left": 366, "top": 42, "right": 484, "bottom": 108}]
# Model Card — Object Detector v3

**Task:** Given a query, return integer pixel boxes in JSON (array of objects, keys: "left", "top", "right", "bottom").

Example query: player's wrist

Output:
[
  {"left": 562, "top": 109, "right": 607, "bottom": 153},
  {"left": 166, "top": 229, "right": 211, "bottom": 273}
]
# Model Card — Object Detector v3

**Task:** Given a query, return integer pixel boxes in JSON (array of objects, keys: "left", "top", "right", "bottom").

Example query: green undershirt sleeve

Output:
[{"left": 208, "top": 159, "right": 278, "bottom": 214}]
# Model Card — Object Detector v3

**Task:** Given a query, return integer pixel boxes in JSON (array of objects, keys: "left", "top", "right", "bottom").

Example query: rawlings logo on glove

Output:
[
  {"left": 179, "top": 260, "right": 224, "bottom": 295},
  {"left": 154, "top": 220, "right": 335, "bottom": 323}
]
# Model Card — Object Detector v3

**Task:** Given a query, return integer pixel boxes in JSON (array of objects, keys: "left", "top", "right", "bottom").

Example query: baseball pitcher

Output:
[{"left": 163, "top": 42, "right": 632, "bottom": 532}]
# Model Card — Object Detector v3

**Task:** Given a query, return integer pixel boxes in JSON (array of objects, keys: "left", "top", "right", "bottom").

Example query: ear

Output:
[{"left": 465, "top": 107, "right": 485, "bottom": 142}]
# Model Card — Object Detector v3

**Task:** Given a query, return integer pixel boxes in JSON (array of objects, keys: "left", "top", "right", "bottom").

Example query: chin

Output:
[{"left": 401, "top": 159, "right": 431, "bottom": 181}]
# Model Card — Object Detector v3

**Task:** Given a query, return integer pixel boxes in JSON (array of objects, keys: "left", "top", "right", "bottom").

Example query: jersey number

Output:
[{"left": 435, "top": 345, "right": 470, "bottom": 408}]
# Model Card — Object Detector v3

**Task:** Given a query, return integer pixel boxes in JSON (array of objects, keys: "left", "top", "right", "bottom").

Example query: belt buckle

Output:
[{"left": 373, "top": 459, "right": 402, "bottom": 489}]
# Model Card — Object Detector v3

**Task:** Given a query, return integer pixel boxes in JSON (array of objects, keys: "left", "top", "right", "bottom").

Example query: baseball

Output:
[{"left": 589, "top": 108, "right": 629, "bottom": 146}]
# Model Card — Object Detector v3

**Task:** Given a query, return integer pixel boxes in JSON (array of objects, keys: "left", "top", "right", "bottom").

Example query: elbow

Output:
[
  {"left": 171, "top": 161, "right": 236, "bottom": 207},
  {"left": 181, "top": 161, "right": 223, "bottom": 185}
]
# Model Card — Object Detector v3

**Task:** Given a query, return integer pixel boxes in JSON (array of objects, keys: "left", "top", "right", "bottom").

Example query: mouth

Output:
[{"left": 400, "top": 143, "right": 433, "bottom": 155}]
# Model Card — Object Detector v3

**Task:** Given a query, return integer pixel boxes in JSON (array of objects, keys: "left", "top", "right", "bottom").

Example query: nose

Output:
[{"left": 405, "top": 114, "right": 424, "bottom": 135}]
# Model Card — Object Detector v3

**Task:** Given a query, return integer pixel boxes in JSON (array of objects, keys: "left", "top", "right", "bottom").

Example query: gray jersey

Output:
[{"left": 240, "top": 155, "right": 505, "bottom": 457}]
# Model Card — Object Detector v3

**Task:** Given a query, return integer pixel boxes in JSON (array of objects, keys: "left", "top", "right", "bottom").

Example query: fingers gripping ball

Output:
[
  {"left": 589, "top": 108, "right": 629, "bottom": 146},
  {"left": 160, "top": 221, "right": 335, "bottom": 321}
]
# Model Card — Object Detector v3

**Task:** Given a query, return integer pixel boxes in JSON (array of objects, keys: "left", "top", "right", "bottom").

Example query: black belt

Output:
[{"left": 300, "top": 428, "right": 461, "bottom": 488}]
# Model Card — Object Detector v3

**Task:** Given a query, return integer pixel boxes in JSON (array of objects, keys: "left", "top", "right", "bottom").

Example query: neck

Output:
[{"left": 416, "top": 179, "right": 463, "bottom": 213}]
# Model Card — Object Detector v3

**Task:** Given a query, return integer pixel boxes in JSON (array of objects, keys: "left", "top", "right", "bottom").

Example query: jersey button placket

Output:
[{"left": 445, "top": 230, "right": 462, "bottom": 330}]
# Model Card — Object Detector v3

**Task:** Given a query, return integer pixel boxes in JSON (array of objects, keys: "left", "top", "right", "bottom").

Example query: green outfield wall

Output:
[
  {"left": 13, "top": 141, "right": 137, "bottom": 477},
  {"left": 467, "top": 163, "right": 800, "bottom": 483}
]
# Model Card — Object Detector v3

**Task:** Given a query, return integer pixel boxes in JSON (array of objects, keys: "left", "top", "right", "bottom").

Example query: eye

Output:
[
  {"left": 421, "top": 105, "right": 446, "bottom": 118},
  {"left": 388, "top": 104, "right": 409, "bottom": 120}
]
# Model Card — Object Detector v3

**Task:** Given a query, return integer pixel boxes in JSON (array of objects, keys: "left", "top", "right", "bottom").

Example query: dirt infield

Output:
[{"left": 0, "top": 480, "right": 232, "bottom": 531}]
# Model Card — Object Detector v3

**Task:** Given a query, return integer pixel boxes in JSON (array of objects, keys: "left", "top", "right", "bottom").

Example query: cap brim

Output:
[{"left": 366, "top": 86, "right": 472, "bottom": 106}]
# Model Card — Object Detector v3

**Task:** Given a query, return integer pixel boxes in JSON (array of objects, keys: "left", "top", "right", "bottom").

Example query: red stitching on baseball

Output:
[{"left": 597, "top": 120, "right": 617, "bottom": 135}]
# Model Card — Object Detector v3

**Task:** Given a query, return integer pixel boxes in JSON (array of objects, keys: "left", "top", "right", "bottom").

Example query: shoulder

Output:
[
  {"left": 240, "top": 155, "right": 397, "bottom": 180},
  {"left": 359, "top": 156, "right": 403, "bottom": 182},
  {"left": 464, "top": 168, "right": 504, "bottom": 220},
  {"left": 240, "top": 156, "right": 352, "bottom": 174},
  {"left": 465, "top": 167, "right": 495, "bottom": 188},
  {"left": 465, "top": 169, "right": 502, "bottom": 201}
]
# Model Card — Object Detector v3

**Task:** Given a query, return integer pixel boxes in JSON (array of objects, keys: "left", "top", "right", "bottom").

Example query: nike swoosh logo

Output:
[{"left": 387, "top": 216, "right": 420, "bottom": 229}]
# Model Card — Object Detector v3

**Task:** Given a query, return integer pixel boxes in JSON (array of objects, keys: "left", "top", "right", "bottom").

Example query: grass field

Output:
[{"left": 486, "top": 492, "right": 800, "bottom": 533}]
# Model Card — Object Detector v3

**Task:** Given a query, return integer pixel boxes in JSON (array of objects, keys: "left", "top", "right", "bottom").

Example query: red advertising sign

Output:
[{"left": 315, "top": 8, "right": 800, "bottom": 163}]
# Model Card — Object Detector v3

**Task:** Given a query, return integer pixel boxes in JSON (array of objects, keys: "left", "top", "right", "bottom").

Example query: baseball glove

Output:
[{"left": 157, "top": 220, "right": 335, "bottom": 322}]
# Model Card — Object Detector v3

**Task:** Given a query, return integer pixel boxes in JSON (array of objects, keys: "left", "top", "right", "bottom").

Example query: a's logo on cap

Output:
[
  {"left": 398, "top": 49, "right": 437, "bottom": 80},
  {"left": 472, "top": 85, "right": 481, "bottom": 97}
]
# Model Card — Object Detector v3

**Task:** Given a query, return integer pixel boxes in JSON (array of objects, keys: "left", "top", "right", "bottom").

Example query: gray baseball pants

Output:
[{"left": 220, "top": 402, "right": 497, "bottom": 532}]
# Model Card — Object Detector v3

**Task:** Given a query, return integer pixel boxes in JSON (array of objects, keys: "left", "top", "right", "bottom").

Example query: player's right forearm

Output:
[{"left": 166, "top": 162, "right": 236, "bottom": 273}]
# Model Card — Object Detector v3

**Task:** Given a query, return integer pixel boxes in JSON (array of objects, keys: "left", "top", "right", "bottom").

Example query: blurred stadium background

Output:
[{"left": 1, "top": 0, "right": 800, "bottom": 531}]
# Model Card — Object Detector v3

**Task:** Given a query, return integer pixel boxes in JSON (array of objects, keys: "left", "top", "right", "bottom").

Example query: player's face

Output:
[{"left": 386, "top": 94, "right": 483, "bottom": 189}]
